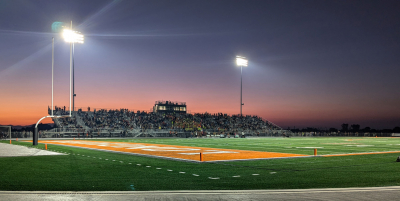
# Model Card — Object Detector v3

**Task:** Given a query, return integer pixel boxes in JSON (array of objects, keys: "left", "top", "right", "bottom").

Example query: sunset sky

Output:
[{"left": 1, "top": 0, "right": 399, "bottom": 129}]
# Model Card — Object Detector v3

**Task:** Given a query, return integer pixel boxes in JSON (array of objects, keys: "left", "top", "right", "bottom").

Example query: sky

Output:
[{"left": 0, "top": 0, "right": 399, "bottom": 129}]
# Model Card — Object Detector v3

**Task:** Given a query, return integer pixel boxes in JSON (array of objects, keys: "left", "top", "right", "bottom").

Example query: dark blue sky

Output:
[{"left": 1, "top": 0, "right": 400, "bottom": 129}]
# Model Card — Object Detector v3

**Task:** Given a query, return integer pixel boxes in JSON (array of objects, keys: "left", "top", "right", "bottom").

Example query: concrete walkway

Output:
[
  {"left": 0, "top": 142, "right": 66, "bottom": 157},
  {"left": 1, "top": 187, "right": 400, "bottom": 200}
]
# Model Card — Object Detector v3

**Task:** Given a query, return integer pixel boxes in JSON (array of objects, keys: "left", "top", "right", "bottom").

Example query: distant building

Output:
[{"left": 153, "top": 100, "right": 186, "bottom": 114}]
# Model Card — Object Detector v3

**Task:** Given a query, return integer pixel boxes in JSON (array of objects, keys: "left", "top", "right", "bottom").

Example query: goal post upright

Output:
[{"left": 34, "top": 35, "right": 72, "bottom": 146}]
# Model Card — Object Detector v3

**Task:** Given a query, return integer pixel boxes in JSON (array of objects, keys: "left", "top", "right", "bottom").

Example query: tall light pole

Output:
[
  {"left": 236, "top": 56, "right": 248, "bottom": 116},
  {"left": 62, "top": 22, "right": 84, "bottom": 113}
]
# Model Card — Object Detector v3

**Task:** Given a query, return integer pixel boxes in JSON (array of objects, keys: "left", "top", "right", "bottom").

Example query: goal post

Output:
[{"left": 0, "top": 126, "right": 11, "bottom": 141}]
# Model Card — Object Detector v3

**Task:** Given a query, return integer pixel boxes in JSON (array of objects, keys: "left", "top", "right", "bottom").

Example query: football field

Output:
[
  {"left": 39, "top": 139, "right": 308, "bottom": 162},
  {"left": 87, "top": 136, "right": 400, "bottom": 155},
  {"left": 1, "top": 137, "right": 400, "bottom": 191}
]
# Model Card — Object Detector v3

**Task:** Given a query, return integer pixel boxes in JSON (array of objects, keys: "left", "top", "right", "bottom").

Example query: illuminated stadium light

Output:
[
  {"left": 62, "top": 23, "right": 84, "bottom": 114},
  {"left": 236, "top": 56, "right": 248, "bottom": 67},
  {"left": 62, "top": 29, "right": 84, "bottom": 44},
  {"left": 236, "top": 56, "right": 248, "bottom": 116}
]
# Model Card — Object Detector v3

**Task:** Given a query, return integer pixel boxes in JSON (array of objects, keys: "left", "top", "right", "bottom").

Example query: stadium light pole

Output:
[
  {"left": 62, "top": 22, "right": 84, "bottom": 114},
  {"left": 236, "top": 56, "right": 248, "bottom": 116}
]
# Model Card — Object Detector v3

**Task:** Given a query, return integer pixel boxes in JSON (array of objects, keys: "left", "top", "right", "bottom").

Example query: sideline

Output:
[{"left": 323, "top": 150, "right": 400, "bottom": 157}]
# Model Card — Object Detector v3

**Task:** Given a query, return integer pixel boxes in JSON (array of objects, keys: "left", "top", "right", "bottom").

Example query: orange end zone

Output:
[{"left": 38, "top": 140, "right": 308, "bottom": 162}]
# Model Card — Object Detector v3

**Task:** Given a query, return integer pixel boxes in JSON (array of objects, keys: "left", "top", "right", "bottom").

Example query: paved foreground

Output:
[
  {"left": 1, "top": 187, "right": 400, "bottom": 201},
  {"left": 0, "top": 142, "right": 66, "bottom": 157}
]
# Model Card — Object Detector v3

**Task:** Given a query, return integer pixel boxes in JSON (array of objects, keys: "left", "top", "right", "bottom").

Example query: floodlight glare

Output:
[
  {"left": 63, "top": 25, "right": 84, "bottom": 115},
  {"left": 236, "top": 56, "right": 248, "bottom": 67},
  {"left": 62, "top": 29, "right": 84, "bottom": 43},
  {"left": 235, "top": 55, "right": 248, "bottom": 116}
]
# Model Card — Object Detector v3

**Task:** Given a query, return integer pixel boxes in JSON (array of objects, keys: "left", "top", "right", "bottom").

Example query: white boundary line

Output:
[
  {"left": 2, "top": 186, "right": 400, "bottom": 194},
  {"left": 322, "top": 150, "right": 400, "bottom": 157}
]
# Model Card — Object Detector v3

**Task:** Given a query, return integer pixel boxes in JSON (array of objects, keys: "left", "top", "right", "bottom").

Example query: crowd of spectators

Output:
[
  {"left": 49, "top": 106, "right": 70, "bottom": 115},
  {"left": 50, "top": 106, "right": 280, "bottom": 133},
  {"left": 56, "top": 117, "right": 78, "bottom": 128},
  {"left": 48, "top": 106, "right": 80, "bottom": 128},
  {"left": 79, "top": 108, "right": 134, "bottom": 130}
]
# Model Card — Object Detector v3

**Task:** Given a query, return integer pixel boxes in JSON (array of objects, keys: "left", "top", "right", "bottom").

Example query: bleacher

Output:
[{"left": 47, "top": 107, "right": 289, "bottom": 137}]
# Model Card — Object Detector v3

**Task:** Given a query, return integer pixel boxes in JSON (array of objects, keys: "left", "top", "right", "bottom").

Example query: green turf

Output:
[
  {"left": 89, "top": 137, "right": 400, "bottom": 155},
  {"left": 1, "top": 137, "right": 400, "bottom": 191}
]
